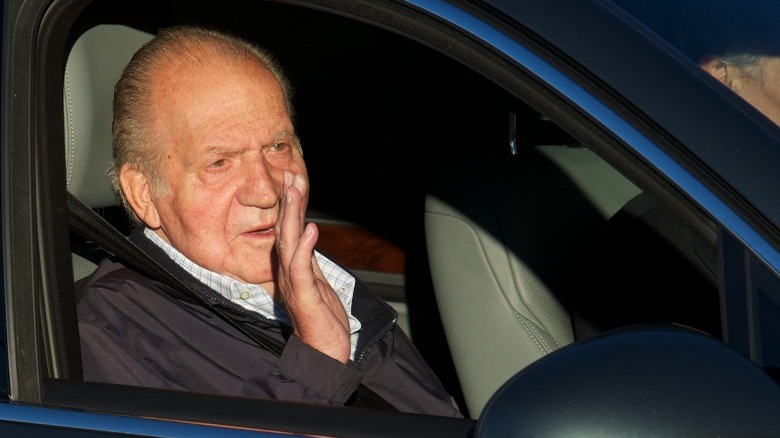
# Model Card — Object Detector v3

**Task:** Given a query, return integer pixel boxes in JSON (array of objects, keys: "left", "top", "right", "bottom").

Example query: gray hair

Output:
[
  {"left": 719, "top": 53, "right": 770, "bottom": 83},
  {"left": 108, "top": 25, "right": 296, "bottom": 226}
]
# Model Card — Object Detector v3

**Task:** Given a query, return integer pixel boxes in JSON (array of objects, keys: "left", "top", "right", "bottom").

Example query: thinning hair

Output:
[
  {"left": 719, "top": 53, "right": 770, "bottom": 83},
  {"left": 108, "top": 25, "right": 295, "bottom": 225}
]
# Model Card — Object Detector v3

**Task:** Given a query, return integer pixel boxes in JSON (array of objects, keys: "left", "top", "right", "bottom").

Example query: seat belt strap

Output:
[
  {"left": 67, "top": 192, "right": 285, "bottom": 355},
  {"left": 67, "top": 192, "right": 396, "bottom": 410}
]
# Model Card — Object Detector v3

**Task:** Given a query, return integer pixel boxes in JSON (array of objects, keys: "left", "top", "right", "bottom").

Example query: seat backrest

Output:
[
  {"left": 64, "top": 24, "right": 153, "bottom": 280},
  {"left": 424, "top": 144, "right": 641, "bottom": 416}
]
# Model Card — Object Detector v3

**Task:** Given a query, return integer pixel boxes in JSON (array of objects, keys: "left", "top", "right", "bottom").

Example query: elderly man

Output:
[{"left": 76, "top": 25, "right": 460, "bottom": 416}]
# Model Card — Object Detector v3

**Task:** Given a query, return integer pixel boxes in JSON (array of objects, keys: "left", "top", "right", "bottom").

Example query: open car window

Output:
[{"left": 3, "top": 0, "right": 780, "bottom": 435}]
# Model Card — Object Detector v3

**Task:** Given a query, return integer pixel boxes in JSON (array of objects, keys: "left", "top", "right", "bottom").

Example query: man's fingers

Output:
[
  {"left": 291, "top": 173, "right": 307, "bottom": 226},
  {"left": 276, "top": 179, "right": 319, "bottom": 306},
  {"left": 286, "top": 223, "right": 318, "bottom": 292},
  {"left": 283, "top": 169, "right": 293, "bottom": 189},
  {"left": 276, "top": 178, "right": 303, "bottom": 268}
]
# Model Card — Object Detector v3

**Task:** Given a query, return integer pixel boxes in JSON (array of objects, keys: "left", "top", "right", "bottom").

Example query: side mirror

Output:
[{"left": 476, "top": 325, "right": 780, "bottom": 436}]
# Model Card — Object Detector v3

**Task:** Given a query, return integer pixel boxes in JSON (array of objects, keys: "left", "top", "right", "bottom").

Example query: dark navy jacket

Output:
[{"left": 77, "top": 229, "right": 460, "bottom": 416}]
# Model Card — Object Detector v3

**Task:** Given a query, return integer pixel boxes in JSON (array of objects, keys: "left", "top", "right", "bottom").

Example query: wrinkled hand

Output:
[{"left": 275, "top": 170, "right": 351, "bottom": 364}]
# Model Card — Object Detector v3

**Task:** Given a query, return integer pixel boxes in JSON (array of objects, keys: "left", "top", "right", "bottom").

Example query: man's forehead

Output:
[
  {"left": 148, "top": 51, "right": 284, "bottom": 114},
  {"left": 149, "top": 38, "right": 274, "bottom": 84}
]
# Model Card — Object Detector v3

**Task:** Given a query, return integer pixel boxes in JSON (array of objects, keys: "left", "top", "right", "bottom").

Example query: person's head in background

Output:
[
  {"left": 700, "top": 54, "right": 780, "bottom": 126},
  {"left": 612, "top": 0, "right": 780, "bottom": 126}
]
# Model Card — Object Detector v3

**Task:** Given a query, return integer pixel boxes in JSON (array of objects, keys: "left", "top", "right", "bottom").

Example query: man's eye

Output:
[
  {"left": 210, "top": 159, "right": 227, "bottom": 168},
  {"left": 270, "top": 142, "right": 288, "bottom": 152}
]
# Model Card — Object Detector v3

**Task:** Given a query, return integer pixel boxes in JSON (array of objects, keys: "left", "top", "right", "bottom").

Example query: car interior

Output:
[
  {"left": 48, "top": 0, "right": 726, "bottom": 424},
  {"left": 425, "top": 144, "right": 642, "bottom": 413}
]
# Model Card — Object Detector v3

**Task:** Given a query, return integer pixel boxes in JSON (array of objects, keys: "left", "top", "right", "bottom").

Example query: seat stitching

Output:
[{"left": 64, "top": 66, "right": 76, "bottom": 187}]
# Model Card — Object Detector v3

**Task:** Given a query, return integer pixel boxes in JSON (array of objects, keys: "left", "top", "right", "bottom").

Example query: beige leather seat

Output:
[
  {"left": 424, "top": 145, "right": 641, "bottom": 416},
  {"left": 64, "top": 24, "right": 153, "bottom": 280}
]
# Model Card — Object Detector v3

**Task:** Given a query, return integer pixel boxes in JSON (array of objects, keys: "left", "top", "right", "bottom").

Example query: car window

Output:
[
  {"left": 606, "top": 0, "right": 780, "bottom": 377},
  {"left": 60, "top": 0, "right": 725, "bottom": 411}
]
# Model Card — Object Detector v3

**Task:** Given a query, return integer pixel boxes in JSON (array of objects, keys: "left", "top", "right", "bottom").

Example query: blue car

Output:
[{"left": 3, "top": 0, "right": 780, "bottom": 435}]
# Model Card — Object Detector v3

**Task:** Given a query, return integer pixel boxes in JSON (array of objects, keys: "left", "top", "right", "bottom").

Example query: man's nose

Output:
[{"left": 236, "top": 156, "right": 281, "bottom": 209}]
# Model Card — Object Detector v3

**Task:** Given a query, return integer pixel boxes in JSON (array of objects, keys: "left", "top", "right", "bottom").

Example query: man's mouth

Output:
[{"left": 244, "top": 224, "right": 276, "bottom": 236}]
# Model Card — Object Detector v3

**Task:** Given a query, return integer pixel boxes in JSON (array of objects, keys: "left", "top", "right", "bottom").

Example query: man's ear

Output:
[
  {"left": 119, "top": 164, "right": 162, "bottom": 229},
  {"left": 700, "top": 56, "right": 729, "bottom": 84}
]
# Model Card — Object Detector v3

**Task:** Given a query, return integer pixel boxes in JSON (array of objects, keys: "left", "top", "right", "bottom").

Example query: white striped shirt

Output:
[{"left": 144, "top": 228, "right": 362, "bottom": 359}]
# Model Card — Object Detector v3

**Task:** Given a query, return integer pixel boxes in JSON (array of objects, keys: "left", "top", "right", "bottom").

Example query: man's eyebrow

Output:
[
  {"left": 270, "top": 129, "right": 302, "bottom": 153},
  {"left": 201, "top": 130, "right": 300, "bottom": 155},
  {"left": 271, "top": 129, "right": 296, "bottom": 143},
  {"left": 203, "top": 146, "right": 244, "bottom": 156}
]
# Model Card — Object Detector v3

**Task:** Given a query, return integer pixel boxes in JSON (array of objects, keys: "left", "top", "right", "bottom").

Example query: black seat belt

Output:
[{"left": 67, "top": 191, "right": 395, "bottom": 411}]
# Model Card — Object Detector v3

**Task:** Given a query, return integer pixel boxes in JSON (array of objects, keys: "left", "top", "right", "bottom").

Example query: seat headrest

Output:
[{"left": 63, "top": 24, "right": 153, "bottom": 208}]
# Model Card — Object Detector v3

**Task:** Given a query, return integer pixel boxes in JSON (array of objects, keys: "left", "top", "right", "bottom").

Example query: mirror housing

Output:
[{"left": 477, "top": 325, "right": 780, "bottom": 436}]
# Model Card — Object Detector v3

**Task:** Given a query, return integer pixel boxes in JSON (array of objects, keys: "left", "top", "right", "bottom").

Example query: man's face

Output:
[{"left": 142, "top": 55, "right": 306, "bottom": 288}]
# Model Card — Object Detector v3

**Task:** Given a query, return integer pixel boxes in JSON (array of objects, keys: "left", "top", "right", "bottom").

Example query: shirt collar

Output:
[{"left": 143, "top": 227, "right": 362, "bottom": 357}]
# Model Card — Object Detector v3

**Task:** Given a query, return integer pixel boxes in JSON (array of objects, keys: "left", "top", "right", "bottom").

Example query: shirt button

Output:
[{"left": 239, "top": 290, "right": 251, "bottom": 300}]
